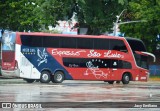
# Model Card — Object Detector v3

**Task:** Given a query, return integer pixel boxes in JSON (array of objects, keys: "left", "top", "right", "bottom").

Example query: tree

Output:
[
  {"left": 120, "top": 0, "right": 160, "bottom": 52},
  {"left": 34, "top": 0, "right": 63, "bottom": 29},
  {"left": 0, "top": 0, "right": 40, "bottom": 31},
  {"left": 0, "top": 0, "right": 129, "bottom": 33},
  {"left": 33, "top": 0, "right": 128, "bottom": 34},
  {"left": 73, "top": 0, "right": 129, "bottom": 34}
]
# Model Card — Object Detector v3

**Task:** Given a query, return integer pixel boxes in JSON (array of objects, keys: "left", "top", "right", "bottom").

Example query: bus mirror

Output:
[
  {"left": 141, "top": 52, "right": 156, "bottom": 62},
  {"left": 135, "top": 51, "right": 156, "bottom": 62}
]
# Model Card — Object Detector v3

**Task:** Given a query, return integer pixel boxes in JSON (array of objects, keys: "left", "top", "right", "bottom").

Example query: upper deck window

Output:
[
  {"left": 77, "top": 38, "right": 93, "bottom": 49},
  {"left": 20, "top": 35, "right": 128, "bottom": 52},
  {"left": 110, "top": 39, "right": 128, "bottom": 52},
  {"left": 93, "top": 39, "right": 109, "bottom": 50},
  {"left": 43, "top": 36, "right": 60, "bottom": 48},
  {"left": 60, "top": 37, "right": 76, "bottom": 48}
]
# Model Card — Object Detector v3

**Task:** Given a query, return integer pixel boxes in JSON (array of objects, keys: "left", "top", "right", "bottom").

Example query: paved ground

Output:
[{"left": 0, "top": 79, "right": 160, "bottom": 111}]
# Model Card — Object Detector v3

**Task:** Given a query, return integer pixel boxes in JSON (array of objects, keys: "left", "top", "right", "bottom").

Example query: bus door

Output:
[{"left": 110, "top": 60, "right": 119, "bottom": 80}]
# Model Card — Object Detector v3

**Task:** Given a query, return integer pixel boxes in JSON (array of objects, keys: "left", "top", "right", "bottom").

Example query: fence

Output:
[{"left": 149, "top": 65, "right": 160, "bottom": 76}]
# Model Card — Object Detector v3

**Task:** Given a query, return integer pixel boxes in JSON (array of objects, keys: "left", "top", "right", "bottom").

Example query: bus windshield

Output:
[
  {"left": 2, "top": 32, "right": 16, "bottom": 51},
  {"left": 126, "top": 38, "right": 148, "bottom": 69}
]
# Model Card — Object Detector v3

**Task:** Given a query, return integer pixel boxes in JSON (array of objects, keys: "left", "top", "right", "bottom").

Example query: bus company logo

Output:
[
  {"left": 51, "top": 49, "right": 124, "bottom": 58},
  {"left": 84, "top": 61, "right": 108, "bottom": 79},
  {"left": 22, "top": 48, "right": 36, "bottom": 54},
  {"left": 87, "top": 50, "right": 124, "bottom": 58},
  {"left": 52, "top": 49, "right": 86, "bottom": 56},
  {"left": 37, "top": 48, "right": 48, "bottom": 66},
  {"left": 104, "top": 50, "right": 124, "bottom": 58},
  {"left": 87, "top": 50, "right": 102, "bottom": 57}
]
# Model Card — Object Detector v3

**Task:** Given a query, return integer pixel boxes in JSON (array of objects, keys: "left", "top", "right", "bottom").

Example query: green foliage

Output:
[
  {"left": 0, "top": 0, "right": 127, "bottom": 33},
  {"left": 41, "top": 29, "right": 62, "bottom": 34},
  {"left": 0, "top": 0, "right": 159, "bottom": 52},
  {"left": 34, "top": 0, "right": 62, "bottom": 28},
  {"left": 120, "top": 0, "right": 160, "bottom": 52},
  {"left": 76, "top": 0, "right": 126, "bottom": 34},
  {"left": 33, "top": 0, "right": 76, "bottom": 30},
  {"left": 0, "top": 0, "right": 40, "bottom": 31}
]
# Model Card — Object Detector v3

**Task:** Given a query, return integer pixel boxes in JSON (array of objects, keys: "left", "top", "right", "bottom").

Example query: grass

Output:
[{"left": 149, "top": 76, "right": 160, "bottom": 81}]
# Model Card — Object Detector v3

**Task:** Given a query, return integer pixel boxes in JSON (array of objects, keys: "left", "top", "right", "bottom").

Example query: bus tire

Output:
[
  {"left": 23, "top": 79, "right": 35, "bottom": 83},
  {"left": 40, "top": 71, "right": 51, "bottom": 83},
  {"left": 108, "top": 81, "right": 114, "bottom": 84},
  {"left": 122, "top": 73, "right": 130, "bottom": 84},
  {"left": 53, "top": 71, "right": 64, "bottom": 83}
]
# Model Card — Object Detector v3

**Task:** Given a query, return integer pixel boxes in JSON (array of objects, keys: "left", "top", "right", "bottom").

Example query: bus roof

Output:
[
  {"left": 16, "top": 32, "right": 126, "bottom": 40},
  {"left": 125, "top": 37, "right": 143, "bottom": 42}
]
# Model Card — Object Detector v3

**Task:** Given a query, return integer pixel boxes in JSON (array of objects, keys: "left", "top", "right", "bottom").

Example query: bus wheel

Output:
[
  {"left": 53, "top": 71, "right": 64, "bottom": 83},
  {"left": 40, "top": 71, "right": 51, "bottom": 83},
  {"left": 122, "top": 73, "right": 130, "bottom": 84},
  {"left": 108, "top": 81, "right": 114, "bottom": 84},
  {"left": 23, "top": 79, "right": 35, "bottom": 83}
]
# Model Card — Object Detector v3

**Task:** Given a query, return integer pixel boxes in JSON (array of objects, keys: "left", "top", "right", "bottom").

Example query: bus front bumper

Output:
[
  {"left": 1, "top": 69, "right": 20, "bottom": 77},
  {"left": 134, "top": 71, "right": 149, "bottom": 82}
]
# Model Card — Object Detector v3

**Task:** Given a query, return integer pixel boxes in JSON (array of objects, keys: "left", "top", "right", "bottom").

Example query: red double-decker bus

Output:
[{"left": 1, "top": 31, "right": 155, "bottom": 84}]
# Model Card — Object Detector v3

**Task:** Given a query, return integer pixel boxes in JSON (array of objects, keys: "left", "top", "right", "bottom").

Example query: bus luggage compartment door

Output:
[{"left": 20, "top": 56, "right": 32, "bottom": 79}]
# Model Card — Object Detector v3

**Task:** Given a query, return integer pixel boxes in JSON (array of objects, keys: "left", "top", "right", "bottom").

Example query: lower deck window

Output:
[{"left": 63, "top": 58, "right": 132, "bottom": 69}]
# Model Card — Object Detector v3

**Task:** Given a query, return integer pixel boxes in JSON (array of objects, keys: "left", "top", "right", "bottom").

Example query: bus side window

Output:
[
  {"left": 21, "top": 35, "right": 43, "bottom": 47},
  {"left": 93, "top": 39, "right": 109, "bottom": 50},
  {"left": 110, "top": 60, "right": 132, "bottom": 69},
  {"left": 119, "top": 60, "right": 132, "bottom": 69},
  {"left": 77, "top": 38, "right": 93, "bottom": 49},
  {"left": 60, "top": 37, "right": 77, "bottom": 48},
  {"left": 43, "top": 36, "right": 60, "bottom": 48},
  {"left": 21, "top": 35, "right": 31, "bottom": 46},
  {"left": 111, "top": 60, "right": 119, "bottom": 68},
  {"left": 30, "top": 36, "right": 43, "bottom": 47},
  {"left": 110, "top": 39, "right": 128, "bottom": 53}
]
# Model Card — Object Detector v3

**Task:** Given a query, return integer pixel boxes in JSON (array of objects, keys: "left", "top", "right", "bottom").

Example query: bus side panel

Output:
[
  {"left": 62, "top": 68, "right": 110, "bottom": 80},
  {"left": 21, "top": 46, "right": 73, "bottom": 80},
  {"left": 19, "top": 53, "right": 33, "bottom": 79},
  {"left": 13, "top": 44, "right": 21, "bottom": 77},
  {"left": 47, "top": 48, "right": 134, "bottom": 81},
  {"left": 125, "top": 68, "right": 148, "bottom": 81},
  {"left": 19, "top": 53, "right": 41, "bottom": 79}
]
